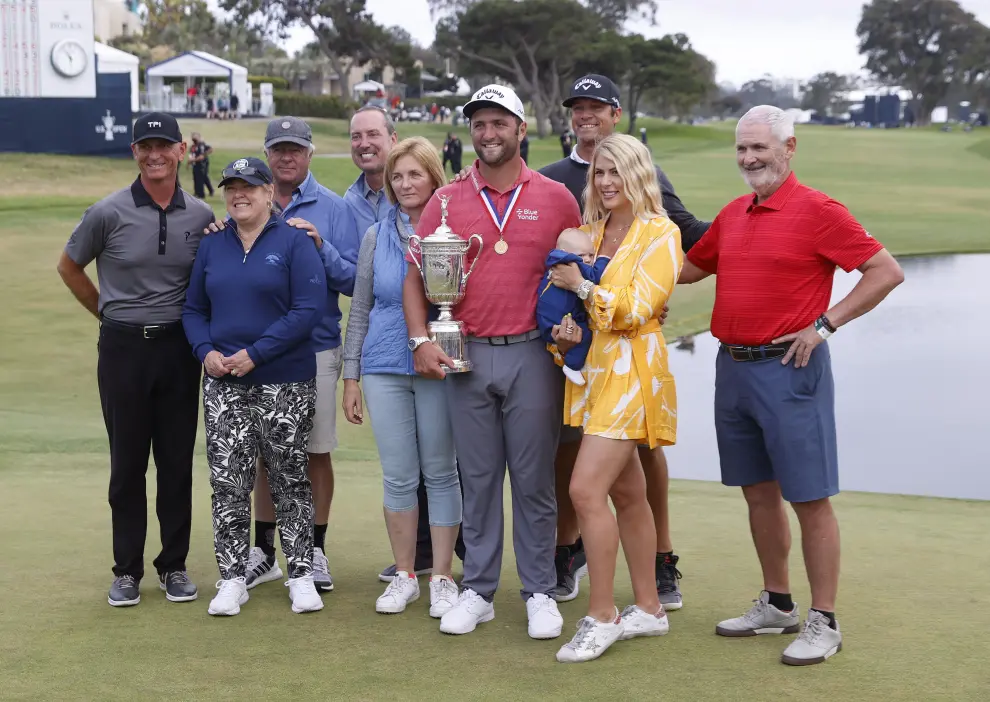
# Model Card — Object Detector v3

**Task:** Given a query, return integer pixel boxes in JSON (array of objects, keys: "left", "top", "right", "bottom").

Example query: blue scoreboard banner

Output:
[{"left": 0, "top": 72, "right": 133, "bottom": 156}]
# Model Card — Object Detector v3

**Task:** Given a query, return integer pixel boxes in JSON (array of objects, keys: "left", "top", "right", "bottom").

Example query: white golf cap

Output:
[{"left": 462, "top": 84, "right": 526, "bottom": 122}]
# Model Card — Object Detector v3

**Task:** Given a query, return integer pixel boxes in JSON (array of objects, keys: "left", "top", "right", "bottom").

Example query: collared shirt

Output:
[
  {"left": 409, "top": 160, "right": 582, "bottom": 337},
  {"left": 687, "top": 172, "right": 885, "bottom": 345},
  {"left": 64, "top": 177, "right": 215, "bottom": 324},
  {"left": 277, "top": 171, "right": 360, "bottom": 351},
  {"left": 343, "top": 173, "right": 392, "bottom": 238}
]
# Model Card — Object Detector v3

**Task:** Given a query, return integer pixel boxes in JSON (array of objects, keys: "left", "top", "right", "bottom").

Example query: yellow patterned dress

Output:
[{"left": 563, "top": 215, "right": 684, "bottom": 449}]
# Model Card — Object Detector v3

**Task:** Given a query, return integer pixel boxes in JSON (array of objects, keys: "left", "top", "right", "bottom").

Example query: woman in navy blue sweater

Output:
[{"left": 182, "top": 157, "right": 327, "bottom": 617}]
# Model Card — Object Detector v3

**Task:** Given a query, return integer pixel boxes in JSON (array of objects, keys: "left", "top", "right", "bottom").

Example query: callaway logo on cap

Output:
[
  {"left": 463, "top": 84, "right": 526, "bottom": 121},
  {"left": 562, "top": 74, "right": 622, "bottom": 109}
]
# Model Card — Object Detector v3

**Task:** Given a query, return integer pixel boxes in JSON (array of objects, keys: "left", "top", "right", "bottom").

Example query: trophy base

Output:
[{"left": 429, "top": 318, "right": 472, "bottom": 373}]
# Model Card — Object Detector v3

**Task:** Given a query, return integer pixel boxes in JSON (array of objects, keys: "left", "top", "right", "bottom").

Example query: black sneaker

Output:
[
  {"left": 158, "top": 570, "right": 199, "bottom": 602},
  {"left": 378, "top": 562, "right": 433, "bottom": 583},
  {"left": 656, "top": 553, "right": 683, "bottom": 610},
  {"left": 245, "top": 546, "right": 283, "bottom": 590},
  {"left": 552, "top": 543, "right": 588, "bottom": 602},
  {"left": 108, "top": 575, "right": 141, "bottom": 607}
]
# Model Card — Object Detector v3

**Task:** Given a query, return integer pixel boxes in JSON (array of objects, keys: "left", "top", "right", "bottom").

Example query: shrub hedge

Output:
[{"left": 272, "top": 91, "right": 358, "bottom": 119}]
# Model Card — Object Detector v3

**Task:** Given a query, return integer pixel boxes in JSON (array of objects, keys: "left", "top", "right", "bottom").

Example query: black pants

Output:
[
  {"left": 192, "top": 163, "right": 213, "bottom": 198},
  {"left": 97, "top": 322, "right": 202, "bottom": 580},
  {"left": 416, "top": 462, "right": 466, "bottom": 564},
  {"left": 449, "top": 158, "right": 462, "bottom": 175}
]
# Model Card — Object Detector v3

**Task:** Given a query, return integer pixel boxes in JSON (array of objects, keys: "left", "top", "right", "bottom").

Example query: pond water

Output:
[{"left": 664, "top": 253, "right": 990, "bottom": 501}]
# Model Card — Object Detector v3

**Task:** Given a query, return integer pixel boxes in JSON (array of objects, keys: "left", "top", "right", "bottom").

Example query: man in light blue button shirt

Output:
[
  {"left": 344, "top": 106, "right": 398, "bottom": 237},
  {"left": 246, "top": 116, "right": 360, "bottom": 594}
]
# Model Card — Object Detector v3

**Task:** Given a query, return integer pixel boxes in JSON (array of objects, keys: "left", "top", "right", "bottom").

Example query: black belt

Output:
[
  {"left": 100, "top": 318, "right": 184, "bottom": 340},
  {"left": 467, "top": 329, "right": 542, "bottom": 346},
  {"left": 720, "top": 342, "right": 792, "bottom": 362}
]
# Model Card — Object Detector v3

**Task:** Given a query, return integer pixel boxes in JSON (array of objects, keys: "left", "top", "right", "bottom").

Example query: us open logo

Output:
[{"left": 95, "top": 110, "right": 128, "bottom": 142}]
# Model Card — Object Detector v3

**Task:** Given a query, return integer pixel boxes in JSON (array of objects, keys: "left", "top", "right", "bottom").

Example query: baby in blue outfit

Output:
[{"left": 536, "top": 228, "right": 610, "bottom": 386}]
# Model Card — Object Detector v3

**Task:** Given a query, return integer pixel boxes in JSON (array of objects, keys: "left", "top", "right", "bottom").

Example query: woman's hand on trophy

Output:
[
  {"left": 552, "top": 316, "right": 583, "bottom": 354},
  {"left": 342, "top": 379, "right": 364, "bottom": 425},
  {"left": 414, "top": 342, "right": 455, "bottom": 379}
]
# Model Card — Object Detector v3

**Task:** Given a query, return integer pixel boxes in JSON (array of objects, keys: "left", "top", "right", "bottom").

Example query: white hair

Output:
[{"left": 736, "top": 105, "right": 795, "bottom": 143}]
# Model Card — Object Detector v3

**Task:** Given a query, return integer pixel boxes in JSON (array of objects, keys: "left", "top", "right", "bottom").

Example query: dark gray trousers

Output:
[{"left": 445, "top": 337, "right": 562, "bottom": 600}]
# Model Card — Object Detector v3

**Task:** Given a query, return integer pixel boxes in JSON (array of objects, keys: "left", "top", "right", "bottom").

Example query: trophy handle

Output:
[
  {"left": 463, "top": 234, "right": 483, "bottom": 285},
  {"left": 408, "top": 235, "right": 424, "bottom": 275}
]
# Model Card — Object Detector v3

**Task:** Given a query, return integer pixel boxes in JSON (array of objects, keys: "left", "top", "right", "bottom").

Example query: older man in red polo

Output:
[{"left": 679, "top": 105, "right": 904, "bottom": 666}]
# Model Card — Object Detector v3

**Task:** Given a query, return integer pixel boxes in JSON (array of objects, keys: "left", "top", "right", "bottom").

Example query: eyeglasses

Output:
[{"left": 221, "top": 165, "right": 270, "bottom": 182}]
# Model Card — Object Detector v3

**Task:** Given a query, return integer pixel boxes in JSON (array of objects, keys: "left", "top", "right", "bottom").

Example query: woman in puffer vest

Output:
[{"left": 340, "top": 137, "right": 461, "bottom": 619}]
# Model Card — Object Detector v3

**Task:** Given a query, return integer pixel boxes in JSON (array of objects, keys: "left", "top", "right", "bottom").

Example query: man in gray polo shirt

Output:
[{"left": 57, "top": 112, "right": 215, "bottom": 608}]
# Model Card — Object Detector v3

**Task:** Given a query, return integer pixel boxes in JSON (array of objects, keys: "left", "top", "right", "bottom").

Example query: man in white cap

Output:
[{"left": 404, "top": 84, "right": 581, "bottom": 639}]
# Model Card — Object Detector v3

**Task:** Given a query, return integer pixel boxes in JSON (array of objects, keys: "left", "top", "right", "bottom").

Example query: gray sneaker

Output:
[
  {"left": 158, "top": 571, "right": 198, "bottom": 602},
  {"left": 378, "top": 563, "right": 432, "bottom": 583},
  {"left": 656, "top": 553, "right": 683, "bottom": 610},
  {"left": 781, "top": 610, "right": 842, "bottom": 665},
  {"left": 108, "top": 575, "right": 140, "bottom": 607},
  {"left": 312, "top": 547, "right": 334, "bottom": 592},
  {"left": 715, "top": 590, "right": 800, "bottom": 637}
]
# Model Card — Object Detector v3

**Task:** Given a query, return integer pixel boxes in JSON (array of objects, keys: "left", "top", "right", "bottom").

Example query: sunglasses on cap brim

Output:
[{"left": 221, "top": 166, "right": 269, "bottom": 182}]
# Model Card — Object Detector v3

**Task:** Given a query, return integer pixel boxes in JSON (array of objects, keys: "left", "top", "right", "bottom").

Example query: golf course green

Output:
[{"left": 0, "top": 118, "right": 988, "bottom": 700}]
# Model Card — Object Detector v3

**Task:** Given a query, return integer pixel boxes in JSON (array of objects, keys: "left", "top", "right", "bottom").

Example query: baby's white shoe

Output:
[{"left": 563, "top": 366, "right": 586, "bottom": 386}]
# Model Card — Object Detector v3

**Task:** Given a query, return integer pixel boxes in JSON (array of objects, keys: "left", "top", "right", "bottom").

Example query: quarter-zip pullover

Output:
[{"left": 182, "top": 214, "right": 328, "bottom": 385}]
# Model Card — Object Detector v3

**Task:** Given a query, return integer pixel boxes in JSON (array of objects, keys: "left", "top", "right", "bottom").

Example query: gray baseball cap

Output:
[{"left": 264, "top": 116, "right": 313, "bottom": 149}]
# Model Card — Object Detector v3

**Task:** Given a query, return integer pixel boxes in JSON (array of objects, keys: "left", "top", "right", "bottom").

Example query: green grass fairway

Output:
[{"left": 1, "top": 120, "right": 989, "bottom": 700}]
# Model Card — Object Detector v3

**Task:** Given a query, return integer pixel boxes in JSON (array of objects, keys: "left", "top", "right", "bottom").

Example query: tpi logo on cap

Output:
[
  {"left": 232, "top": 158, "right": 249, "bottom": 170},
  {"left": 575, "top": 78, "right": 602, "bottom": 91},
  {"left": 148, "top": 120, "right": 162, "bottom": 128}
]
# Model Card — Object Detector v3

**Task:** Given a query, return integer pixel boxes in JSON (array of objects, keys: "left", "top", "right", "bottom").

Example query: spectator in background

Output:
[
  {"left": 520, "top": 134, "right": 530, "bottom": 164},
  {"left": 443, "top": 132, "right": 463, "bottom": 175},
  {"left": 230, "top": 92, "right": 240, "bottom": 119}
]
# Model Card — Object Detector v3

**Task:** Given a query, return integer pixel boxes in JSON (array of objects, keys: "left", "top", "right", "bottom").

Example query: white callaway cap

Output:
[{"left": 462, "top": 84, "right": 526, "bottom": 122}]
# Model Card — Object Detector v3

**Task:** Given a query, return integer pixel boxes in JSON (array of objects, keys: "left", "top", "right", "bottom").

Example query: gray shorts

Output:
[
  {"left": 714, "top": 342, "right": 838, "bottom": 502},
  {"left": 308, "top": 346, "right": 342, "bottom": 454}
]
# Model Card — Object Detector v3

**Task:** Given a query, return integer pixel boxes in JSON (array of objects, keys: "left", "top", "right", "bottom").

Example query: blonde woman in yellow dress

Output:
[{"left": 548, "top": 133, "right": 684, "bottom": 663}]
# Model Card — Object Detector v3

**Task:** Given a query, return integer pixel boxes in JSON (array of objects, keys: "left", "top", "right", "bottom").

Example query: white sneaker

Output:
[
  {"left": 619, "top": 604, "right": 670, "bottom": 640},
  {"left": 439, "top": 588, "right": 495, "bottom": 635},
  {"left": 781, "top": 610, "right": 843, "bottom": 666},
  {"left": 376, "top": 571, "right": 421, "bottom": 614},
  {"left": 245, "top": 547, "right": 282, "bottom": 590},
  {"left": 556, "top": 611, "right": 624, "bottom": 663},
  {"left": 715, "top": 590, "right": 800, "bottom": 636},
  {"left": 208, "top": 578, "right": 248, "bottom": 616},
  {"left": 562, "top": 366, "right": 586, "bottom": 386},
  {"left": 527, "top": 593, "right": 564, "bottom": 639},
  {"left": 286, "top": 575, "right": 324, "bottom": 613},
  {"left": 429, "top": 575, "right": 459, "bottom": 618}
]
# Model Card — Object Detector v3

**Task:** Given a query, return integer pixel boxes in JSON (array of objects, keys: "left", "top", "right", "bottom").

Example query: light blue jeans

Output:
[{"left": 362, "top": 373, "right": 461, "bottom": 527}]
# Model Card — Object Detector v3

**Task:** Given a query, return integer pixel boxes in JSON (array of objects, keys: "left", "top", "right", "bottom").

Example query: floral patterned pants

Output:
[{"left": 203, "top": 376, "right": 316, "bottom": 580}]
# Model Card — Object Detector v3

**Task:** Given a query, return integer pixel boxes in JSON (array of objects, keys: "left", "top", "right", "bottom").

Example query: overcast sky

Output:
[{"left": 212, "top": 0, "right": 990, "bottom": 86}]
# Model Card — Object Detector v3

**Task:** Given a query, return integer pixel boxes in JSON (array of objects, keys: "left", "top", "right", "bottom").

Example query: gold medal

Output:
[{"left": 494, "top": 239, "right": 508, "bottom": 255}]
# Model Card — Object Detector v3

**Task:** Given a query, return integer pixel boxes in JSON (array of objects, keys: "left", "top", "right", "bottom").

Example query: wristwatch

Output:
[
  {"left": 408, "top": 336, "right": 432, "bottom": 352},
  {"left": 576, "top": 280, "right": 594, "bottom": 300},
  {"left": 814, "top": 314, "right": 836, "bottom": 340}
]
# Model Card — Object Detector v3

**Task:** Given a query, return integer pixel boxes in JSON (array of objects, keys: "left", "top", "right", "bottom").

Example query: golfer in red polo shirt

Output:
[
  {"left": 404, "top": 85, "right": 581, "bottom": 640},
  {"left": 680, "top": 105, "right": 904, "bottom": 666}
]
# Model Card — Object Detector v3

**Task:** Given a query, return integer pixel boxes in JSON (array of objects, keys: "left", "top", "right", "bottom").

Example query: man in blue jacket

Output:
[{"left": 246, "top": 117, "right": 360, "bottom": 594}]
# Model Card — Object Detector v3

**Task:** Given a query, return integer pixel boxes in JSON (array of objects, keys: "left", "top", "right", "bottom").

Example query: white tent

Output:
[
  {"left": 95, "top": 42, "right": 140, "bottom": 113},
  {"left": 353, "top": 79, "right": 385, "bottom": 96},
  {"left": 145, "top": 51, "right": 250, "bottom": 114}
]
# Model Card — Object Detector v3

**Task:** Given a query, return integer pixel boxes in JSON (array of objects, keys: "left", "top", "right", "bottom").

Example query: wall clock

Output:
[{"left": 51, "top": 39, "right": 88, "bottom": 78}]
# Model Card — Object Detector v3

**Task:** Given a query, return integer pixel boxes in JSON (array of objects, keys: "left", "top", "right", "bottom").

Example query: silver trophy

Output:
[{"left": 408, "top": 194, "right": 483, "bottom": 372}]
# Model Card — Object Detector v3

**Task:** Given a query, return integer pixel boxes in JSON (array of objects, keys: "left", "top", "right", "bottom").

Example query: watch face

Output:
[
  {"left": 408, "top": 338, "right": 418, "bottom": 351},
  {"left": 51, "top": 40, "right": 88, "bottom": 78}
]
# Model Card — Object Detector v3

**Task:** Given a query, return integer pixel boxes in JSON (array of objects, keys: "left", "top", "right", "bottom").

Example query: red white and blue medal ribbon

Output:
[{"left": 481, "top": 184, "right": 523, "bottom": 254}]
